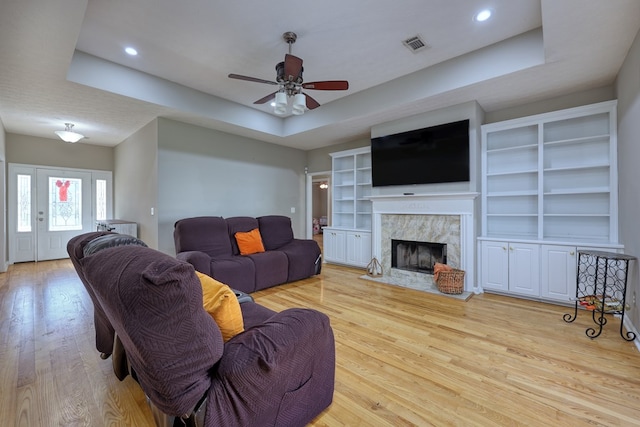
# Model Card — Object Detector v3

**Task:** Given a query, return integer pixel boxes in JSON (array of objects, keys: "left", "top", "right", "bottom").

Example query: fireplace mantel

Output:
[
  {"left": 368, "top": 192, "right": 478, "bottom": 213},
  {"left": 369, "top": 192, "right": 479, "bottom": 293}
]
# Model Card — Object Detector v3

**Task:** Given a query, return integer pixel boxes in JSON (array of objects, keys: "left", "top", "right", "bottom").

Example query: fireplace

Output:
[
  {"left": 369, "top": 193, "right": 479, "bottom": 293},
  {"left": 392, "top": 239, "right": 446, "bottom": 274}
]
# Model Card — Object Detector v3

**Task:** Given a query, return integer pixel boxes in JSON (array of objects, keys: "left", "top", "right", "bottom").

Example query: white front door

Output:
[
  {"left": 36, "top": 169, "right": 93, "bottom": 261},
  {"left": 8, "top": 164, "right": 112, "bottom": 263}
]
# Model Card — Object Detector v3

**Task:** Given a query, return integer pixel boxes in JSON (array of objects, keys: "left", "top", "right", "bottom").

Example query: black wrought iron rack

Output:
[{"left": 563, "top": 250, "right": 636, "bottom": 341}]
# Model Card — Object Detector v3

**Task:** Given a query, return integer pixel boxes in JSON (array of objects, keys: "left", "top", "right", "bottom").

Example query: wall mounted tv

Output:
[{"left": 371, "top": 119, "right": 470, "bottom": 187}]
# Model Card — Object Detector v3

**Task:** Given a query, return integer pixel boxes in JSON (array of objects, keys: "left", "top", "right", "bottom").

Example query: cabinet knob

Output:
[
  {"left": 570, "top": 251, "right": 575, "bottom": 256},
  {"left": 502, "top": 246, "right": 507, "bottom": 251},
  {"left": 509, "top": 247, "right": 514, "bottom": 251}
]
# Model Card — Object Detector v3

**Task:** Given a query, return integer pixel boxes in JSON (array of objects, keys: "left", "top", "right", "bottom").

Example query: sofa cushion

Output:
[
  {"left": 240, "top": 301, "right": 277, "bottom": 329},
  {"left": 247, "top": 251, "right": 289, "bottom": 291},
  {"left": 196, "top": 271, "right": 244, "bottom": 342},
  {"left": 174, "top": 216, "right": 232, "bottom": 258},
  {"left": 278, "top": 240, "right": 322, "bottom": 282},
  {"left": 226, "top": 217, "right": 260, "bottom": 255},
  {"left": 210, "top": 256, "right": 257, "bottom": 294},
  {"left": 234, "top": 228, "right": 265, "bottom": 255},
  {"left": 257, "top": 215, "right": 295, "bottom": 250},
  {"left": 81, "top": 245, "right": 224, "bottom": 416}
]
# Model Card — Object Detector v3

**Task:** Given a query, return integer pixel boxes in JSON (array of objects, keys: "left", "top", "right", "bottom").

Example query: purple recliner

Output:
[
  {"left": 68, "top": 232, "right": 335, "bottom": 427},
  {"left": 67, "top": 231, "right": 148, "bottom": 357},
  {"left": 174, "top": 215, "right": 322, "bottom": 293}
]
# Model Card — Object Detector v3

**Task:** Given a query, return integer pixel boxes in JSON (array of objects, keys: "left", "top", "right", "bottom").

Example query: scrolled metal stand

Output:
[{"left": 564, "top": 250, "right": 636, "bottom": 342}]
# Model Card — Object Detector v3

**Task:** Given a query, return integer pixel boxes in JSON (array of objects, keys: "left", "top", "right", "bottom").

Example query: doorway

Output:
[
  {"left": 8, "top": 164, "right": 113, "bottom": 263},
  {"left": 306, "top": 172, "right": 331, "bottom": 252}
]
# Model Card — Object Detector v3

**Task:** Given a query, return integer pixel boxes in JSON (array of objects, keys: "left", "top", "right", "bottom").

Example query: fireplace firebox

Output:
[{"left": 391, "top": 239, "right": 447, "bottom": 274}]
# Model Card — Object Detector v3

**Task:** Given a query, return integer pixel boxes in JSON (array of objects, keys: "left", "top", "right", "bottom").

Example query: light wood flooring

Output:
[{"left": 2, "top": 259, "right": 640, "bottom": 426}]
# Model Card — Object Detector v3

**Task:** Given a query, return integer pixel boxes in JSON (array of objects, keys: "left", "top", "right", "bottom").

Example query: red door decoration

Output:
[{"left": 56, "top": 180, "right": 70, "bottom": 202}]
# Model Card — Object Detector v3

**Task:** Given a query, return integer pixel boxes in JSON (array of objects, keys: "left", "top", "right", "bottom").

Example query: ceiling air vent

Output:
[{"left": 402, "top": 34, "right": 429, "bottom": 53}]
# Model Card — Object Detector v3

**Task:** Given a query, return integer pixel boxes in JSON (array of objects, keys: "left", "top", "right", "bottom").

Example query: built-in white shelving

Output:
[
  {"left": 481, "top": 100, "right": 618, "bottom": 244},
  {"left": 324, "top": 147, "right": 372, "bottom": 267},
  {"left": 480, "top": 100, "right": 621, "bottom": 304}
]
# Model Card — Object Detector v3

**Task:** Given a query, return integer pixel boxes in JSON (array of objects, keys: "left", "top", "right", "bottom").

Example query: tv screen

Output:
[{"left": 371, "top": 119, "right": 470, "bottom": 187}]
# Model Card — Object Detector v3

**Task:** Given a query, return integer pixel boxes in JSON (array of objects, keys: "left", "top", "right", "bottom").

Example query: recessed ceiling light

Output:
[
  {"left": 475, "top": 9, "right": 492, "bottom": 22},
  {"left": 125, "top": 47, "right": 138, "bottom": 56}
]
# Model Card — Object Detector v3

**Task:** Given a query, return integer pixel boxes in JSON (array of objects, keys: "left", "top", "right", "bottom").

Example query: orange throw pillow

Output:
[
  {"left": 235, "top": 228, "right": 265, "bottom": 255},
  {"left": 196, "top": 271, "right": 244, "bottom": 342}
]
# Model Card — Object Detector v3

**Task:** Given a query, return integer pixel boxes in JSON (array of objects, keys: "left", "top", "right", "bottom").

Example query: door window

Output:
[{"left": 48, "top": 177, "right": 83, "bottom": 231}]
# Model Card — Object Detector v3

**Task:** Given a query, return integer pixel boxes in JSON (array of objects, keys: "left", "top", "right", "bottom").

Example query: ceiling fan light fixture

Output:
[
  {"left": 274, "top": 92, "right": 288, "bottom": 114},
  {"left": 54, "top": 123, "right": 85, "bottom": 143},
  {"left": 292, "top": 93, "right": 306, "bottom": 115}
]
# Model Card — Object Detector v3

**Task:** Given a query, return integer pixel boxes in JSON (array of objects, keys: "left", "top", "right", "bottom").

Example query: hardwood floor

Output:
[{"left": 2, "top": 259, "right": 640, "bottom": 426}]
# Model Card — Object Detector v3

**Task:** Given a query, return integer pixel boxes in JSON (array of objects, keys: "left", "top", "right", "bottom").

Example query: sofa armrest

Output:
[
  {"left": 208, "top": 308, "right": 335, "bottom": 426},
  {"left": 176, "top": 251, "right": 211, "bottom": 275}
]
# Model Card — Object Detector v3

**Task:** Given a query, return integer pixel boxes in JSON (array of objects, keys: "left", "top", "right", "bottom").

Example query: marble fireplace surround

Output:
[{"left": 369, "top": 193, "right": 479, "bottom": 293}]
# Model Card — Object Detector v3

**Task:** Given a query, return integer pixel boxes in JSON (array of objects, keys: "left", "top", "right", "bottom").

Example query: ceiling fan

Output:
[{"left": 228, "top": 31, "right": 349, "bottom": 115}]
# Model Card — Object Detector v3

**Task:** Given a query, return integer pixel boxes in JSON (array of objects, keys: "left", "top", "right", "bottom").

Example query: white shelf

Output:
[
  {"left": 328, "top": 147, "right": 373, "bottom": 267},
  {"left": 486, "top": 169, "right": 537, "bottom": 177},
  {"left": 487, "top": 190, "right": 538, "bottom": 197},
  {"left": 482, "top": 100, "right": 617, "bottom": 244},
  {"left": 543, "top": 187, "right": 609, "bottom": 195},
  {"left": 486, "top": 143, "right": 538, "bottom": 153},
  {"left": 543, "top": 164, "right": 609, "bottom": 173},
  {"left": 543, "top": 134, "right": 609, "bottom": 146},
  {"left": 487, "top": 213, "right": 538, "bottom": 217},
  {"left": 330, "top": 147, "right": 372, "bottom": 232},
  {"left": 544, "top": 213, "right": 610, "bottom": 217}
]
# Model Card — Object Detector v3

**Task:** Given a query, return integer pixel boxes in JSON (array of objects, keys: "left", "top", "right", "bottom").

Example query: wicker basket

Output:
[{"left": 436, "top": 269, "right": 465, "bottom": 294}]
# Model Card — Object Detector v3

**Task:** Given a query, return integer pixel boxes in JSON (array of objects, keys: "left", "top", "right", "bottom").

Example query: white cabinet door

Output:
[
  {"left": 540, "top": 245, "right": 577, "bottom": 303},
  {"left": 323, "top": 229, "right": 346, "bottom": 263},
  {"left": 508, "top": 243, "right": 540, "bottom": 297},
  {"left": 346, "top": 231, "right": 371, "bottom": 267},
  {"left": 481, "top": 241, "right": 509, "bottom": 292}
]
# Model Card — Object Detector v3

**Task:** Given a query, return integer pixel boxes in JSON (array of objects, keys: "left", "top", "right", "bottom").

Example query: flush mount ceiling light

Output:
[
  {"left": 474, "top": 8, "right": 493, "bottom": 22},
  {"left": 54, "top": 123, "right": 85, "bottom": 143},
  {"left": 125, "top": 46, "right": 138, "bottom": 56}
]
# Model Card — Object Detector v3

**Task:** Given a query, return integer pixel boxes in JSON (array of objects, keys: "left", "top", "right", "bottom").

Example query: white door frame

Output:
[
  {"left": 8, "top": 163, "right": 113, "bottom": 263},
  {"left": 305, "top": 171, "right": 331, "bottom": 239}
]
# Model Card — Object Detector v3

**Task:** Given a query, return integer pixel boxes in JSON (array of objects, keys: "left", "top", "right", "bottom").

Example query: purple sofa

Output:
[
  {"left": 67, "top": 232, "right": 335, "bottom": 427},
  {"left": 174, "top": 215, "right": 322, "bottom": 294}
]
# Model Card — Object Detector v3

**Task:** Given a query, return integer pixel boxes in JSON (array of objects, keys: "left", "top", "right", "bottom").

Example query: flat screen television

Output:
[{"left": 371, "top": 119, "right": 470, "bottom": 187}]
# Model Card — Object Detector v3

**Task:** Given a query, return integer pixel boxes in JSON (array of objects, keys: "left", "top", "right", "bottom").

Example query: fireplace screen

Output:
[{"left": 391, "top": 239, "right": 447, "bottom": 274}]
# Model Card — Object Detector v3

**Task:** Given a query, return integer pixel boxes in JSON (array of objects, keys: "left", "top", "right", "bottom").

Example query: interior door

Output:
[{"left": 36, "top": 169, "right": 92, "bottom": 261}]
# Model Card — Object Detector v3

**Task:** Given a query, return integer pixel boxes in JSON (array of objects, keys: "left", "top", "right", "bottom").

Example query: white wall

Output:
[
  {"left": 114, "top": 119, "right": 159, "bottom": 248},
  {"left": 0, "top": 118, "right": 6, "bottom": 271},
  {"left": 156, "top": 118, "right": 307, "bottom": 255},
  {"left": 615, "top": 27, "right": 640, "bottom": 331},
  {"left": 484, "top": 86, "right": 616, "bottom": 124},
  {"left": 6, "top": 133, "right": 114, "bottom": 171}
]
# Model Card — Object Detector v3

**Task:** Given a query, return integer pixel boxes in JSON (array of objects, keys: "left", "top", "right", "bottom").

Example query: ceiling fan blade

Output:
[
  {"left": 284, "top": 54, "right": 303, "bottom": 81},
  {"left": 304, "top": 93, "right": 321, "bottom": 110},
  {"left": 253, "top": 91, "right": 278, "bottom": 105},
  {"left": 302, "top": 81, "right": 349, "bottom": 91},
  {"left": 228, "top": 73, "right": 278, "bottom": 86}
]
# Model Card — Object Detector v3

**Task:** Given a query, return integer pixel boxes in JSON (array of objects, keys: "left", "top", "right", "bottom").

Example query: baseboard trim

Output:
[{"left": 622, "top": 315, "right": 640, "bottom": 352}]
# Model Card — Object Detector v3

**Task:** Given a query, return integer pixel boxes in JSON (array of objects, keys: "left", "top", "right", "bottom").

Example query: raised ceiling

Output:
[{"left": 0, "top": 0, "right": 639, "bottom": 150}]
